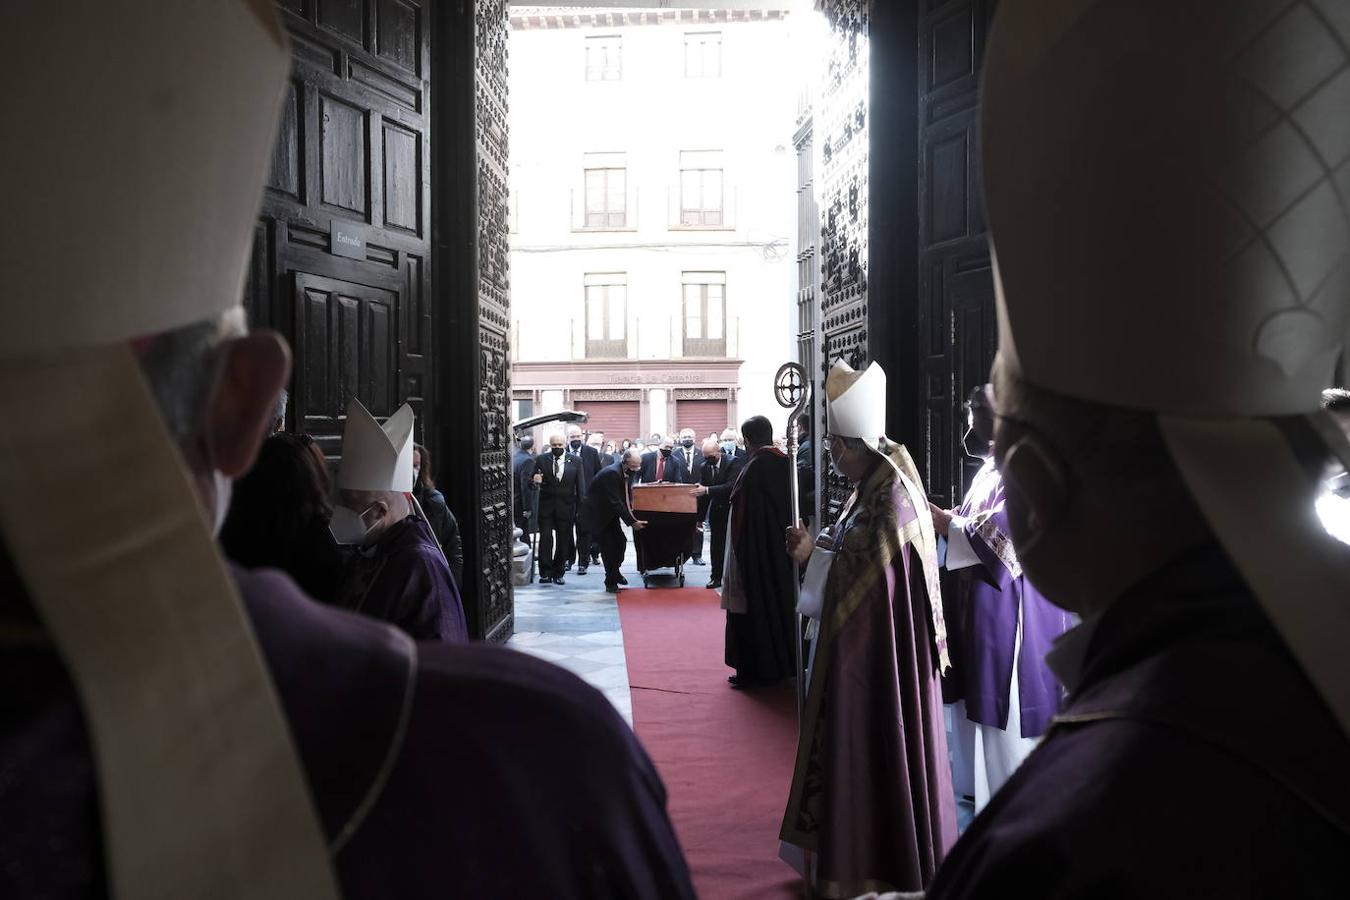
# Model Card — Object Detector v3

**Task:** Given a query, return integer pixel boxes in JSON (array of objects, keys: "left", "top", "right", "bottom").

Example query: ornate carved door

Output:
[
  {"left": 246, "top": 0, "right": 433, "bottom": 461},
  {"left": 813, "top": 0, "right": 998, "bottom": 528},
  {"left": 816, "top": 0, "right": 873, "bottom": 525},
  {"left": 432, "top": 1, "right": 513, "bottom": 642}
]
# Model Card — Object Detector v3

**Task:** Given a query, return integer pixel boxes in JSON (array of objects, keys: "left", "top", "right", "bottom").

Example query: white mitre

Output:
[
  {"left": 0, "top": 2, "right": 337, "bottom": 897},
  {"left": 338, "top": 399, "right": 416, "bottom": 492},
  {"left": 984, "top": 0, "right": 1350, "bottom": 735},
  {"left": 826, "top": 359, "right": 886, "bottom": 442}
]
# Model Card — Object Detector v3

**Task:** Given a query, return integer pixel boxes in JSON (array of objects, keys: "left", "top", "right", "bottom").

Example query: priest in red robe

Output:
[{"left": 779, "top": 360, "right": 957, "bottom": 897}]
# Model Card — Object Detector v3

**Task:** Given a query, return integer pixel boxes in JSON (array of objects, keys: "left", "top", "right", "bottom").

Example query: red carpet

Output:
[{"left": 618, "top": 587, "right": 802, "bottom": 900}]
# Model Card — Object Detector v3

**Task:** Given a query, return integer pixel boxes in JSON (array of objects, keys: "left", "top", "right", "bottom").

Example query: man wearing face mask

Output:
[
  {"left": 582, "top": 448, "right": 649, "bottom": 592},
  {"left": 926, "top": 2, "right": 1350, "bottom": 895},
  {"left": 532, "top": 432, "right": 583, "bottom": 584},
  {"left": 639, "top": 434, "right": 688, "bottom": 484},
  {"left": 930, "top": 384, "right": 1074, "bottom": 814},
  {"left": 332, "top": 399, "right": 467, "bottom": 643},
  {"left": 674, "top": 428, "right": 709, "bottom": 565},
  {"left": 566, "top": 424, "right": 602, "bottom": 575},
  {"left": 691, "top": 437, "right": 745, "bottom": 589},
  {"left": 719, "top": 428, "right": 742, "bottom": 461},
  {"left": 780, "top": 361, "right": 955, "bottom": 895}
]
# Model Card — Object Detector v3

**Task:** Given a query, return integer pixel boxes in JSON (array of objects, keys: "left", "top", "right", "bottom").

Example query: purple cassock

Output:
[
  {"left": 335, "top": 514, "right": 468, "bottom": 643},
  {"left": 950, "top": 459, "right": 1074, "bottom": 736},
  {"left": 0, "top": 551, "right": 696, "bottom": 897},
  {"left": 927, "top": 543, "right": 1350, "bottom": 898}
]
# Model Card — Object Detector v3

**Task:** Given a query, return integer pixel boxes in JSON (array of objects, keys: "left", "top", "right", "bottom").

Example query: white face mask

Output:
[{"left": 330, "top": 504, "right": 377, "bottom": 546}]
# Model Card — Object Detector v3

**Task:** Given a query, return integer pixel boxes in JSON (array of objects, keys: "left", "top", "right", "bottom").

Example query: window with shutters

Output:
[
  {"left": 679, "top": 150, "right": 723, "bottom": 227},
  {"left": 585, "top": 35, "right": 622, "bottom": 82},
  {"left": 584, "top": 168, "right": 626, "bottom": 228},
  {"left": 585, "top": 274, "right": 628, "bottom": 358},
  {"left": 682, "top": 273, "right": 726, "bottom": 357},
  {"left": 684, "top": 32, "right": 722, "bottom": 78}
]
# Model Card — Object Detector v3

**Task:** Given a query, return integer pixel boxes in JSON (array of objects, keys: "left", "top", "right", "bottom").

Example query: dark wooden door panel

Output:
[
  {"left": 292, "top": 272, "right": 399, "bottom": 456},
  {"left": 917, "top": 0, "right": 997, "bottom": 506},
  {"left": 249, "top": 0, "right": 430, "bottom": 460}
]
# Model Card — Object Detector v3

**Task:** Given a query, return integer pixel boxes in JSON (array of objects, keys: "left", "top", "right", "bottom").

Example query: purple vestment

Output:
[
  {"left": 928, "top": 544, "right": 1350, "bottom": 898},
  {"left": 335, "top": 515, "right": 468, "bottom": 643},
  {"left": 0, "top": 550, "right": 696, "bottom": 898},
  {"left": 952, "top": 460, "right": 1074, "bottom": 736},
  {"left": 781, "top": 458, "right": 957, "bottom": 896}
]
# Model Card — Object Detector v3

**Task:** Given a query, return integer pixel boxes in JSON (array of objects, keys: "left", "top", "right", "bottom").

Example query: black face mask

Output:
[
  {"left": 660, "top": 448, "right": 672, "bottom": 458},
  {"left": 962, "top": 426, "right": 992, "bottom": 460},
  {"left": 681, "top": 439, "right": 694, "bottom": 448},
  {"left": 704, "top": 456, "right": 718, "bottom": 465},
  {"left": 551, "top": 447, "right": 566, "bottom": 458},
  {"left": 569, "top": 440, "right": 582, "bottom": 450}
]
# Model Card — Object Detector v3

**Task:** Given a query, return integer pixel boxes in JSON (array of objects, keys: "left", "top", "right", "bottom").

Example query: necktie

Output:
[{"left": 656, "top": 455, "right": 665, "bottom": 481}]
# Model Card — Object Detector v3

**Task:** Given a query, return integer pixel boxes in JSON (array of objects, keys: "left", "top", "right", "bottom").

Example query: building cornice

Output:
[
  {"left": 510, "top": 9, "right": 788, "bottom": 30},
  {"left": 514, "top": 357, "right": 745, "bottom": 387}
]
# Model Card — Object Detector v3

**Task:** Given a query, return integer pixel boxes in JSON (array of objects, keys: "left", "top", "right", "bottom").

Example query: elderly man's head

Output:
[
  {"left": 566, "top": 424, "right": 584, "bottom": 450},
  {"left": 679, "top": 428, "right": 696, "bottom": 448},
  {"left": 825, "top": 434, "right": 871, "bottom": 482},
  {"left": 991, "top": 357, "right": 1209, "bottom": 616},
  {"left": 621, "top": 447, "right": 644, "bottom": 473},
  {"left": 334, "top": 487, "right": 412, "bottom": 547},
  {"left": 135, "top": 307, "right": 291, "bottom": 535},
  {"left": 702, "top": 438, "right": 722, "bottom": 464},
  {"left": 659, "top": 435, "right": 674, "bottom": 455},
  {"left": 548, "top": 433, "right": 567, "bottom": 456}
]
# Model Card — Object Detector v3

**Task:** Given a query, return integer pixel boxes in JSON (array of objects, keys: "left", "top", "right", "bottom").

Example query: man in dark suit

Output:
[
  {"left": 692, "top": 437, "right": 746, "bottom": 589},
  {"left": 531, "top": 432, "right": 582, "bottom": 585},
  {"left": 639, "top": 435, "right": 688, "bottom": 484},
  {"left": 565, "top": 424, "right": 603, "bottom": 575},
  {"left": 512, "top": 434, "right": 536, "bottom": 534},
  {"left": 581, "top": 449, "right": 648, "bottom": 592},
  {"left": 673, "top": 428, "right": 707, "bottom": 565}
]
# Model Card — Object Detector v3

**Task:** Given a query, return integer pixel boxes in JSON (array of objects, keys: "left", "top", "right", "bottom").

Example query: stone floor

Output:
[{"left": 507, "top": 530, "right": 712, "bottom": 725}]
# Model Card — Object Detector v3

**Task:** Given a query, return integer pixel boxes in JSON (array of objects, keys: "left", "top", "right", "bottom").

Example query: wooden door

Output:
[
  {"left": 916, "top": 0, "right": 998, "bottom": 506},
  {"left": 245, "top": 0, "right": 432, "bottom": 453},
  {"left": 292, "top": 273, "right": 399, "bottom": 458},
  {"left": 431, "top": 1, "right": 515, "bottom": 643}
]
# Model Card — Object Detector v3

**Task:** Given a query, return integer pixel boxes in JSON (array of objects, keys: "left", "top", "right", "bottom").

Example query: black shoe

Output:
[
  {"left": 617, "top": 575, "right": 628, "bottom": 586},
  {"left": 591, "top": 555, "right": 601, "bottom": 565},
  {"left": 553, "top": 577, "right": 566, "bottom": 586},
  {"left": 707, "top": 580, "right": 721, "bottom": 589},
  {"left": 605, "top": 583, "right": 622, "bottom": 593},
  {"left": 539, "top": 576, "right": 553, "bottom": 584},
  {"left": 692, "top": 557, "right": 706, "bottom": 566},
  {"left": 577, "top": 565, "right": 588, "bottom": 575},
  {"left": 563, "top": 562, "right": 573, "bottom": 573}
]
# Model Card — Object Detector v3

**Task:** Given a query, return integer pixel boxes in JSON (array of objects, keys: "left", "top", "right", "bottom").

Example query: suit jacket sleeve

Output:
[{"left": 605, "top": 471, "right": 638, "bottom": 526}]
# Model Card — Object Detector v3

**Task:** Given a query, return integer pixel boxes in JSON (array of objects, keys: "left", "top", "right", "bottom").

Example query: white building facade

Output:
[{"left": 508, "top": 8, "right": 797, "bottom": 446}]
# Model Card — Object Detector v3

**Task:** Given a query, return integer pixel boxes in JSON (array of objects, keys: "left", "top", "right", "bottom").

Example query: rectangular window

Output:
[
  {"left": 682, "top": 273, "right": 727, "bottom": 357},
  {"left": 680, "top": 150, "right": 724, "bottom": 227},
  {"left": 585, "top": 274, "right": 628, "bottom": 358},
  {"left": 684, "top": 32, "right": 722, "bottom": 78},
  {"left": 583, "top": 152, "right": 626, "bottom": 229},
  {"left": 585, "top": 35, "right": 622, "bottom": 82}
]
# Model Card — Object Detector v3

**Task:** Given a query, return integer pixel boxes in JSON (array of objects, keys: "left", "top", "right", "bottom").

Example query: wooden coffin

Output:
[{"left": 631, "top": 483, "right": 698, "bottom": 514}]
